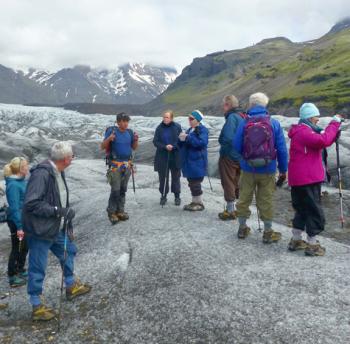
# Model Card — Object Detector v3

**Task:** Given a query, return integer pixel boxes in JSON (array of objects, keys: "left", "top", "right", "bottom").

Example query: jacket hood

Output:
[
  {"left": 247, "top": 106, "right": 268, "bottom": 117},
  {"left": 5, "top": 176, "right": 26, "bottom": 186},
  {"left": 225, "top": 109, "right": 239, "bottom": 118},
  {"left": 30, "top": 159, "right": 56, "bottom": 176},
  {"left": 288, "top": 123, "right": 309, "bottom": 139}
]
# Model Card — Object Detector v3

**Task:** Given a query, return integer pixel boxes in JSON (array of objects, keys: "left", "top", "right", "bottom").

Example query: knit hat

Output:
[
  {"left": 299, "top": 103, "right": 320, "bottom": 120},
  {"left": 191, "top": 110, "right": 204, "bottom": 122}
]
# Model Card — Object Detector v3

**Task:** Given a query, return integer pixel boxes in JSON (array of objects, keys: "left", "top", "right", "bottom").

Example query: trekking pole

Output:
[
  {"left": 162, "top": 152, "right": 170, "bottom": 208},
  {"left": 131, "top": 163, "right": 136, "bottom": 194},
  {"left": 57, "top": 217, "right": 69, "bottom": 332},
  {"left": 200, "top": 151, "right": 213, "bottom": 192},
  {"left": 336, "top": 139, "right": 345, "bottom": 229}
]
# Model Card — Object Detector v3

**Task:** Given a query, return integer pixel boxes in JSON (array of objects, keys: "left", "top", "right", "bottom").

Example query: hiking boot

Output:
[
  {"left": 108, "top": 213, "right": 120, "bottom": 225},
  {"left": 183, "top": 202, "right": 205, "bottom": 212},
  {"left": 305, "top": 243, "right": 326, "bottom": 257},
  {"left": 0, "top": 303, "right": 8, "bottom": 310},
  {"left": 116, "top": 212, "right": 129, "bottom": 221},
  {"left": 160, "top": 197, "right": 167, "bottom": 206},
  {"left": 66, "top": 280, "right": 92, "bottom": 301},
  {"left": 9, "top": 275, "right": 26, "bottom": 288},
  {"left": 237, "top": 226, "right": 251, "bottom": 239},
  {"left": 262, "top": 230, "right": 282, "bottom": 244},
  {"left": 218, "top": 210, "right": 236, "bottom": 221},
  {"left": 175, "top": 197, "right": 181, "bottom": 206},
  {"left": 288, "top": 239, "right": 308, "bottom": 252},
  {"left": 17, "top": 270, "right": 28, "bottom": 280},
  {"left": 32, "top": 304, "right": 56, "bottom": 321}
]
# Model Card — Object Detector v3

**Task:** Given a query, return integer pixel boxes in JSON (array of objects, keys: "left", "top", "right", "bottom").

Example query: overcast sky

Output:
[{"left": 0, "top": 0, "right": 349, "bottom": 73}]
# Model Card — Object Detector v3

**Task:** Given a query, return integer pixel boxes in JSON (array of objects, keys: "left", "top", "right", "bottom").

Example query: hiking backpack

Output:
[{"left": 242, "top": 116, "right": 276, "bottom": 168}]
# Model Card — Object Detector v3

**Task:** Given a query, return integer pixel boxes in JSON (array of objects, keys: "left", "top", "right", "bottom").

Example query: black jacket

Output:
[
  {"left": 23, "top": 160, "right": 69, "bottom": 241},
  {"left": 153, "top": 121, "right": 182, "bottom": 172}
]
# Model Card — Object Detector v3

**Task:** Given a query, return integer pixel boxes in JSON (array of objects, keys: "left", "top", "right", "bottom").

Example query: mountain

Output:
[
  {"left": 144, "top": 19, "right": 350, "bottom": 117},
  {"left": 0, "top": 63, "right": 177, "bottom": 105}
]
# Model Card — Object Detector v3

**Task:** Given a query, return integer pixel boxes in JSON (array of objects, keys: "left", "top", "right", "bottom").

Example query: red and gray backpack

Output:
[{"left": 242, "top": 116, "right": 276, "bottom": 167}]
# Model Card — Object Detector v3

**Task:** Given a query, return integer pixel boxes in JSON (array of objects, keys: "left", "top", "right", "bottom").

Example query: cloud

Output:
[{"left": 0, "top": 0, "right": 349, "bottom": 72}]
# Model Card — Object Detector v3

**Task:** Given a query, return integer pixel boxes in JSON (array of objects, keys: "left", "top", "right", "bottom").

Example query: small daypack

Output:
[{"left": 243, "top": 116, "right": 276, "bottom": 168}]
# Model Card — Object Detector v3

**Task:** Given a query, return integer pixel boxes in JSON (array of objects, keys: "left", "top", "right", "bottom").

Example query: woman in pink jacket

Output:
[{"left": 288, "top": 103, "right": 343, "bottom": 256}]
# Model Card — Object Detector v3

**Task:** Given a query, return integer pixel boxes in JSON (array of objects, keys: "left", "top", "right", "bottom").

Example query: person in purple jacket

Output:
[{"left": 288, "top": 103, "right": 343, "bottom": 256}]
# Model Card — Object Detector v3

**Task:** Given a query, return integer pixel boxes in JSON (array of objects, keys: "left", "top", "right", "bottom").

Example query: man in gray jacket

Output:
[{"left": 23, "top": 142, "right": 91, "bottom": 321}]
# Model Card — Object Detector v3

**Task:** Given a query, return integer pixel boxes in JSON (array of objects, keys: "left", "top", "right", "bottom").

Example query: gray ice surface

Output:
[{"left": 1, "top": 160, "right": 350, "bottom": 344}]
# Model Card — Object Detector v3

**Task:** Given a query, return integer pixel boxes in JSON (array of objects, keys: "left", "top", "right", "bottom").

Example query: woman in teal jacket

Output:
[{"left": 4, "top": 157, "right": 29, "bottom": 287}]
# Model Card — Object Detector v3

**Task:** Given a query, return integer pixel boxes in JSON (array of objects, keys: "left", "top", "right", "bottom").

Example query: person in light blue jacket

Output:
[{"left": 4, "top": 157, "right": 29, "bottom": 288}]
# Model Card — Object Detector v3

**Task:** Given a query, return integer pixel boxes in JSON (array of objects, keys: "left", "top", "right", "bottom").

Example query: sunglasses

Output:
[{"left": 189, "top": 117, "right": 195, "bottom": 121}]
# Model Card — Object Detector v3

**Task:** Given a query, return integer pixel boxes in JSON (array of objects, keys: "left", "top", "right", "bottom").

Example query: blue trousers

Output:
[{"left": 27, "top": 230, "right": 77, "bottom": 306}]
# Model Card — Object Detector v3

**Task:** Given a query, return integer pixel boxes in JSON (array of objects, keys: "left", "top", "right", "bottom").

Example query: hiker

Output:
[
  {"left": 101, "top": 113, "right": 139, "bottom": 224},
  {"left": 233, "top": 92, "right": 288, "bottom": 243},
  {"left": 4, "top": 157, "right": 29, "bottom": 288},
  {"left": 218, "top": 95, "right": 245, "bottom": 220},
  {"left": 23, "top": 142, "right": 91, "bottom": 321},
  {"left": 288, "top": 103, "right": 343, "bottom": 256},
  {"left": 153, "top": 110, "right": 182, "bottom": 206},
  {"left": 179, "top": 110, "right": 209, "bottom": 211}
]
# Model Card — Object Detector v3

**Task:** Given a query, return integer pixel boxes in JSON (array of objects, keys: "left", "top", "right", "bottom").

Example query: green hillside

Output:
[{"left": 146, "top": 19, "right": 350, "bottom": 117}]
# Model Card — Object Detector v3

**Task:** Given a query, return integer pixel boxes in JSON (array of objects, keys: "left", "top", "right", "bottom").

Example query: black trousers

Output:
[
  {"left": 158, "top": 166, "right": 181, "bottom": 197},
  {"left": 291, "top": 183, "right": 325, "bottom": 237},
  {"left": 7, "top": 220, "right": 28, "bottom": 277},
  {"left": 187, "top": 177, "right": 204, "bottom": 197}
]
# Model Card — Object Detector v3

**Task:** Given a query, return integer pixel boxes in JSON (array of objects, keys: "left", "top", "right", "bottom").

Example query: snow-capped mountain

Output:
[{"left": 0, "top": 63, "right": 177, "bottom": 105}]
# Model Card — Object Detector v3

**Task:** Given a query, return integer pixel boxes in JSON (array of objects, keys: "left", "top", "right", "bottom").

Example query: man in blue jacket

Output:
[
  {"left": 218, "top": 95, "right": 244, "bottom": 221},
  {"left": 23, "top": 142, "right": 91, "bottom": 321},
  {"left": 233, "top": 93, "right": 288, "bottom": 243}
]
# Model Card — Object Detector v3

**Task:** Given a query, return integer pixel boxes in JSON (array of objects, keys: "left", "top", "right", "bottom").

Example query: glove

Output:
[
  {"left": 276, "top": 173, "right": 287, "bottom": 188},
  {"left": 333, "top": 114, "right": 345, "bottom": 123},
  {"left": 57, "top": 207, "right": 76, "bottom": 221}
]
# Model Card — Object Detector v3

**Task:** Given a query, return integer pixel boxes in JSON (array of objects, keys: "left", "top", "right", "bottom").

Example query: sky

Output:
[{"left": 0, "top": 0, "right": 349, "bottom": 73}]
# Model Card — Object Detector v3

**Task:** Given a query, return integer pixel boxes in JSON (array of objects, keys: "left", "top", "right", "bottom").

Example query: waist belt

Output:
[{"left": 110, "top": 160, "right": 132, "bottom": 172}]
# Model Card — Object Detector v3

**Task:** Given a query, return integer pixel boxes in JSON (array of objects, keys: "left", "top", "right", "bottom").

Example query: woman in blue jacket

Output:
[
  {"left": 179, "top": 110, "right": 209, "bottom": 211},
  {"left": 4, "top": 157, "right": 29, "bottom": 287}
]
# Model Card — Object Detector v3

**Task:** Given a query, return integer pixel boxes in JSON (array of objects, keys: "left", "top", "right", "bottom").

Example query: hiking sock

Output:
[
  {"left": 238, "top": 217, "right": 247, "bottom": 228},
  {"left": 264, "top": 221, "right": 273, "bottom": 231},
  {"left": 292, "top": 229, "right": 303, "bottom": 241},
  {"left": 226, "top": 201, "right": 235, "bottom": 213},
  {"left": 30, "top": 295, "right": 42, "bottom": 307},
  {"left": 307, "top": 235, "right": 317, "bottom": 245},
  {"left": 192, "top": 195, "right": 202, "bottom": 204}
]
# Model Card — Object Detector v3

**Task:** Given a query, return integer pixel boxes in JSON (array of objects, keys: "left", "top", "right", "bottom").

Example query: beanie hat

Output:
[
  {"left": 191, "top": 110, "right": 204, "bottom": 122},
  {"left": 299, "top": 103, "right": 320, "bottom": 120}
]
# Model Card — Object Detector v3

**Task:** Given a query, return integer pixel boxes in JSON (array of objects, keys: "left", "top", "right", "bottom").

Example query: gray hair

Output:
[
  {"left": 223, "top": 95, "right": 239, "bottom": 109},
  {"left": 249, "top": 92, "right": 269, "bottom": 108},
  {"left": 50, "top": 141, "right": 73, "bottom": 161}
]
